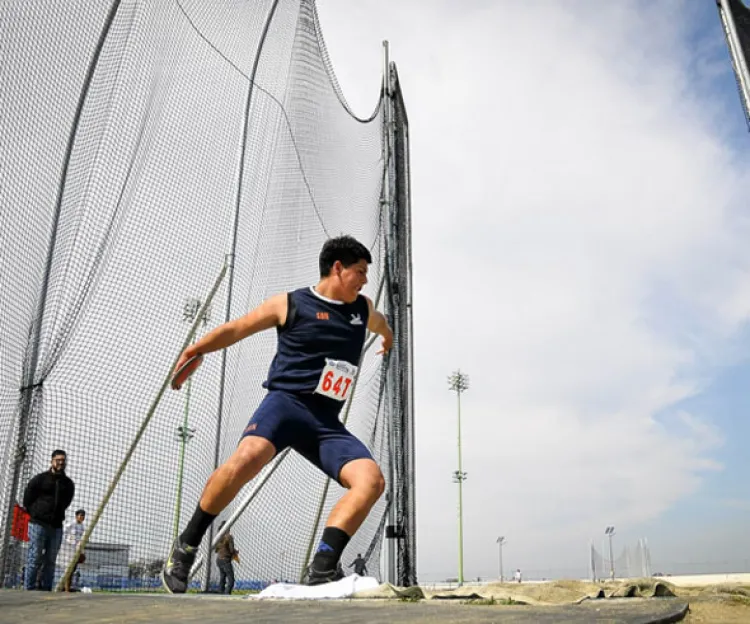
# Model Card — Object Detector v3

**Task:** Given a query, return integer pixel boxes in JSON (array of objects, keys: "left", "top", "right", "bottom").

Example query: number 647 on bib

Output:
[{"left": 314, "top": 359, "right": 358, "bottom": 401}]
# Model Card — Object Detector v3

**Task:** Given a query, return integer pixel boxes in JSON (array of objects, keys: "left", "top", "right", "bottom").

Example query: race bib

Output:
[{"left": 314, "top": 359, "right": 358, "bottom": 401}]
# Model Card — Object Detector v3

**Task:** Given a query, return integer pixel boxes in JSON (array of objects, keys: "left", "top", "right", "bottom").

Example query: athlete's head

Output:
[{"left": 319, "top": 235, "right": 371, "bottom": 302}]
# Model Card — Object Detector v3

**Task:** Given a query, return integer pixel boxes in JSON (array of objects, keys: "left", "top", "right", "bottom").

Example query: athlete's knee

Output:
[
  {"left": 342, "top": 460, "right": 385, "bottom": 501},
  {"left": 367, "top": 467, "right": 386, "bottom": 498},
  {"left": 226, "top": 436, "right": 275, "bottom": 480},
  {"left": 372, "top": 470, "right": 386, "bottom": 500},
  {"left": 361, "top": 470, "right": 385, "bottom": 507}
]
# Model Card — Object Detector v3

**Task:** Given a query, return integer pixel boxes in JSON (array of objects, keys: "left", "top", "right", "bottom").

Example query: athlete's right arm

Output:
[{"left": 177, "top": 293, "right": 288, "bottom": 366}]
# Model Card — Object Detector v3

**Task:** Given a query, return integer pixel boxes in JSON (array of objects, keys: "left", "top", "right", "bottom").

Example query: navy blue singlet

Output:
[{"left": 263, "top": 286, "right": 369, "bottom": 395}]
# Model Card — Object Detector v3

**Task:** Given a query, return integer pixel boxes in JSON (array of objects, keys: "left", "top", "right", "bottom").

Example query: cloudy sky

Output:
[{"left": 316, "top": 0, "right": 750, "bottom": 581}]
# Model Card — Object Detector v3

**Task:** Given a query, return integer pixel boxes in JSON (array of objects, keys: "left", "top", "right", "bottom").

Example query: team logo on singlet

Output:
[{"left": 349, "top": 313, "right": 363, "bottom": 325}]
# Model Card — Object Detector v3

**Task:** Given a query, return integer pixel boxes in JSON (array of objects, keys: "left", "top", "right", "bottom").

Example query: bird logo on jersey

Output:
[{"left": 349, "top": 313, "right": 363, "bottom": 325}]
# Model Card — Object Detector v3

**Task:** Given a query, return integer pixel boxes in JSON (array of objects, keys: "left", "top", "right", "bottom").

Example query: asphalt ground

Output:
[{"left": 0, "top": 590, "right": 689, "bottom": 624}]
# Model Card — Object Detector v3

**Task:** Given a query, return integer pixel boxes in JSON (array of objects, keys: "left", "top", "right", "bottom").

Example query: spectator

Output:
[
  {"left": 59, "top": 509, "right": 86, "bottom": 591},
  {"left": 348, "top": 553, "right": 367, "bottom": 576},
  {"left": 22, "top": 450, "right": 75, "bottom": 590},
  {"left": 214, "top": 522, "right": 238, "bottom": 594}
]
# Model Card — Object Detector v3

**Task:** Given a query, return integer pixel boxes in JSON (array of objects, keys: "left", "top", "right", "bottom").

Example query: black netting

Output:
[{"left": 0, "top": 0, "right": 414, "bottom": 591}]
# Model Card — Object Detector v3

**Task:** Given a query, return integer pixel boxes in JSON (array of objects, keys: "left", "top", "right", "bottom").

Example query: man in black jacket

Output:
[{"left": 22, "top": 449, "right": 75, "bottom": 590}]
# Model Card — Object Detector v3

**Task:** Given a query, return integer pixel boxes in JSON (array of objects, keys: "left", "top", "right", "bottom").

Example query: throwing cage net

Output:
[
  {"left": 0, "top": 0, "right": 414, "bottom": 591},
  {"left": 590, "top": 539, "right": 652, "bottom": 582}
]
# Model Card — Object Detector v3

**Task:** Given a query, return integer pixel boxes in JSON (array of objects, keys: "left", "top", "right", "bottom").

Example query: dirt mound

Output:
[{"left": 353, "top": 578, "right": 677, "bottom": 605}]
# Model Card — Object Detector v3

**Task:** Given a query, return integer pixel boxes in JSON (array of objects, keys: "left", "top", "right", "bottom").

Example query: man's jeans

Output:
[
  {"left": 25, "top": 522, "right": 62, "bottom": 590},
  {"left": 217, "top": 558, "right": 235, "bottom": 594}
]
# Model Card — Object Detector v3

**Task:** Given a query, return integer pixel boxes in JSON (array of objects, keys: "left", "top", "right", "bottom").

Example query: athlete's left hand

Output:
[{"left": 378, "top": 329, "right": 393, "bottom": 355}]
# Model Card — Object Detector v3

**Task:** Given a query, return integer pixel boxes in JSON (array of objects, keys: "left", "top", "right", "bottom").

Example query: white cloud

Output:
[
  {"left": 723, "top": 499, "right": 750, "bottom": 511},
  {"left": 318, "top": 0, "right": 750, "bottom": 580}
]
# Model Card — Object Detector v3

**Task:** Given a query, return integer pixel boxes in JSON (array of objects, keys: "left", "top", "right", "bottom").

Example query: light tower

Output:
[
  {"left": 605, "top": 526, "right": 616, "bottom": 580},
  {"left": 172, "top": 297, "right": 211, "bottom": 541},
  {"left": 448, "top": 370, "right": 469, "bottom": 585},
  {"left": 496, "top": 536, "right": 506, "bottom": 582}
]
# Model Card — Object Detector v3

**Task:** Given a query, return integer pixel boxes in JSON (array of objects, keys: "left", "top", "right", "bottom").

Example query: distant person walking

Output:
[
  {"left": 348, "top": 553, "right": 367, "bottom": 576},
  {"left": 514, "top": 568, "right": 522, "bottom": 583},
  {"left": 22, "top": 450, "right": 75, "bottom": 590}
]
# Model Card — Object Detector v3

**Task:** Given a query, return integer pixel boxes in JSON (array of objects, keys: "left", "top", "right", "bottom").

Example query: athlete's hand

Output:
[
  {"left": 377, "top": 328, "right": 393, "bottom": 355},
  {"left": 171, "top": 348, "right": 202, "bottom": 390},
  {"left": 173, "top": 350, "right": 193, "bottom": 376}
]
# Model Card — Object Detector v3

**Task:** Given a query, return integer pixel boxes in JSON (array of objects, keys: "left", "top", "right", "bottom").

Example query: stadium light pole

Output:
[
  {"left": 172, "top": 298, "right": 210, "bottom": 542},
  {"left": 448, "top": 370, "right": 469, "bottom": 586},
  {"left": 605, "top": 526, "right": 615, "bottom": 581},
  {"left": 496, "top": 536, "right": 506, "bottom": 582}
]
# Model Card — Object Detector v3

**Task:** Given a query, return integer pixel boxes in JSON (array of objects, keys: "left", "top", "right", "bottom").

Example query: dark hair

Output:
[
  {"left": 51, "top": 449, "right": 66, "bottom": 458},
  {"left": 319, "top": 236, "right": 371, "bottom": 277},
  {"left": 75, "top": 509, "right": 85, "bottom": 516}
]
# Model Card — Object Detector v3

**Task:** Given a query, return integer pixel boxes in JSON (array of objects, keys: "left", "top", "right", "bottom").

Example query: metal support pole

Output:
[
  {"left": 205, "top": 0, "right": 281, "bottom": 591},
  {"left": 590, "top": 541, "right": 596, "bottom": 582},
  {"left": 380, "top": 39, "right": 416, "bottom": 588},
  {"left": 457, "top": 390, "right": 464, "bottom": 585},
  {"left": 499, "top": 537, "right": 505, "bottom": 582},
  {"left": 387, "top": 61, "right": 416, "bottom": 587},
  {"left": 497, "top": 536, "right": 505, "bottom": 582},
  {"left": 381, "top": 39, "right": 398, "bottom": 586},
  {"left": 402, "top": 91, "right": 416, "bottom": 589},
  {"left": 718, "top": 0, "right": 750, "bottom": 125},
  {"left": 172, "top": 374, "right": 193, "bottom": 542},
  {"left": 605, "top": 526, "right": 615, "bottom": 581}
]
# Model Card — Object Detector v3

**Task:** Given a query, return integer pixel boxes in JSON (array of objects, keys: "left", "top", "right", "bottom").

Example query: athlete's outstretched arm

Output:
[
  {"left": 175, "top": 293, "right": 287, "bottom": 369},
  {"left": 365, "top": 296, "right": 393, "bottom": 355}
]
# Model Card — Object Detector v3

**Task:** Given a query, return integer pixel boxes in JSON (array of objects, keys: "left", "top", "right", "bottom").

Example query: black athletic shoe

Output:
[
  {"left": 305, "top": 562, "right": 345, "bottom": 586},
  {"left": 161, "top": 539, "right": 197, "bottom": 594}
]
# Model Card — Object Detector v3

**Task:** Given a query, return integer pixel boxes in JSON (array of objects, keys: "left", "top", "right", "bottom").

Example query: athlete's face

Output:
[{"left": 335, "top": 259, "right": 368, "bottom": 302}]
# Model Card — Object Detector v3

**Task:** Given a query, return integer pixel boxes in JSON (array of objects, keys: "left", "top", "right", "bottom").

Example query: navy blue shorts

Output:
[{"left": 240, "top": 390, "right": 373, "bottom": 483}]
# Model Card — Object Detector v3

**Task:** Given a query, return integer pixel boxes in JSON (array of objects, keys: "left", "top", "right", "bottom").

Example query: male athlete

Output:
[{"left": 162, "top": 235, "right": 392, "bottom": 592}]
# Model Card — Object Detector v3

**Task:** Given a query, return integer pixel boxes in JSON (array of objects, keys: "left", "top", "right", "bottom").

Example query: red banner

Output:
[{"left": 11, "top": 504, "right": 29, "bottom": 542}]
